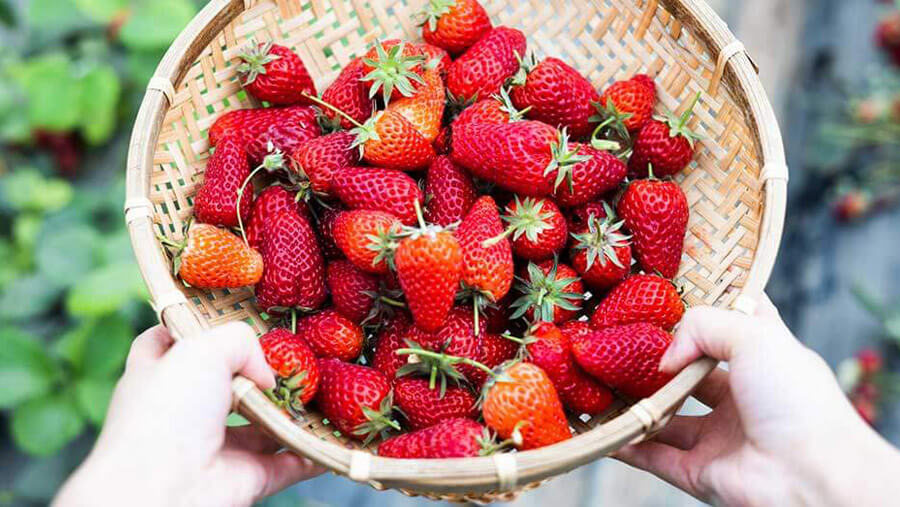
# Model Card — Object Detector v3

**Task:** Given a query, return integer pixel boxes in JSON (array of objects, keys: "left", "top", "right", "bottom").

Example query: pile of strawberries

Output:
[{"left": 164, "top": 0, "right": 701, "bottom": 459}]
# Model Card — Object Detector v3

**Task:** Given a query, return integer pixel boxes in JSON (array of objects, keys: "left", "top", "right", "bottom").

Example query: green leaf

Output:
[
  {"left": 26, "top": 0, "right": 84, "bottom": 34},
  {"left": 81, "top": 314, "right": 133, "bottom": 378},
  {"left": 0, "top": 327, "right": 57, "bottom": 408},
  {"left": 74, "top": 377, "right": 115, "bottom": 425},
  {"left": 78, "top": 64, "right": 121, "bottom": 145},
  {"left": 73, "top": 0, "right": 126, "bottom": 23},
  {"left": 11, "top": 395, "right": 85, "bottom": 457},
  {"left": 226, "top": 412, "right": 250, "bottom": 427},
  {"left": 65, "top": 262, "right": 147, "bottom": 317},
  {"left": 119, "top": 0, "right": 195, "bottom": 51},
  {"left": 885, "top": 315, "right": 900, "bottom": 345},
  {"left": 125, "top": 50, "right": 163, "bottom": 86},
  {"left": 99, "top": 231, "right": 137, "bottom": 266},
  {"left": 0, "top": 275, "right": 63, "bottom": 321},
  {"left": 8, "top": 53, "right": 82, "bottom": 131},
  {"left": 0, "top": 0, "right": 16, "bottom": 27},
  {"left": 36, "top": 225, "right": 100, "bottom": 287},
  {"left": 0, "top": 168, "right": 73, "bottom": 213}
]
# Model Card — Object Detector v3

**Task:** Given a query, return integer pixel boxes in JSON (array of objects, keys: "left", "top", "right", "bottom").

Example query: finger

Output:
[
  {"left": 692, "top": 367, "right": 729, "bottom": 408},
  {"left": 221, "top": 449, "right": 325, "bottom": 503},
  {"left": 659, "top": 306, "right": 753, "bottom": 373},
  {"left": 125, "top": 325, "right": 174, "bottom": 372},
  {"left": 181, "top": 322, "right": 275, "bottom": 390},
  {"left": 651, "top": 415, "right": 703, "bottom": 450},
  {"left": 754, "top": 293, "right": 781, "bottom": 321},
  {"left": 225, "top": 425, "right": 282, "bottom": 454},
  {"left": 614, "top": 441, "right": 698, "bottom": 496}
]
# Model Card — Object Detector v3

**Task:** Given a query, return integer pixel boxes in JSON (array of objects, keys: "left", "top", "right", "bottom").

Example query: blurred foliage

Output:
[{"left": 0, "top": 0, "right": 202, "bottom": 503}]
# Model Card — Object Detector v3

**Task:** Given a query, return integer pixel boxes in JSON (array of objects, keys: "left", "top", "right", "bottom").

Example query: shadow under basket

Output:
[{"left": 124, "top": 0, "right": 788, "bottom": 502}]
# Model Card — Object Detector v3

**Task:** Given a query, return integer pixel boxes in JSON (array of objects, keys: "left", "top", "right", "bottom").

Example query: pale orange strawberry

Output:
[{"left": 161, "top": 222, "right": 263, "bottom": 289}]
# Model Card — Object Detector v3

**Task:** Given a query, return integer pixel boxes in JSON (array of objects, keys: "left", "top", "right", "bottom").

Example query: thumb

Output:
[{"left": 659, "top": 306, "right": 755, "bottom": 373}]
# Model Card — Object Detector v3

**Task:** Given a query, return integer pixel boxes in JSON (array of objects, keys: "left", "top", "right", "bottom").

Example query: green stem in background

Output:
[{"left": 301, "top": 92, "right": 365, "bottom": 129}]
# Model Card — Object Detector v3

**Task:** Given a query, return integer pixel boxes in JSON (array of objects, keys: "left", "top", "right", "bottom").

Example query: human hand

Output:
[
  {"left": 55, "top": 323, "right": 324, "bottom": 507},
  {"left": 616, "top": 295, "right": 900, "bottom": 506}
]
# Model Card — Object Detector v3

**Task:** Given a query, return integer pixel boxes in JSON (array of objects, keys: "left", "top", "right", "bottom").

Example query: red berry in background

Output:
[
  {"left": 421, "top": 0, "right": 492, "bottom": 56},
  {"left": 833, "top": 189, "right": 872, "bottom": 222},
  {"left": 33, "top": 130, "right": 82, "bottom": 176},
  {"left": 393, "top": 377, "right": 478, "bottom": 430},
  {"left": 628, "top": 92, "right": 702, "bottom": 179},
  {"left": 852, "top": 397, "right": 879, "bottom": 426},
  {"left": 259, "top": 328, "right": 319, "bottom": 406},
  {"left": 590, "top": 274, "right": 684, "bottom": 331},
  {"left": 876, "top": 11, "right": 900, "bottom": 66},
  {"left": 378, "top": 418, "right": 487, "bottom": 458},
  {"left": 238, "top": 42, "right": 316, "bottom": 105},
  {"left": 326, "top": 260, "right": 379, "bottom": 324},
  {"left": 424, "top": 156, "right": 478, "bottom": 227},
  {"left": 512, "top": 259, "right": 584, "bottom": 324},
  {"left": 194, "top": 136, "right": 252, "bottom": 228},
  {"left": 299, "top": 309, "right": 364, "bottom": 362},
  {"left": 618, "top": 176, "right": 689, "bottom": 279},
  {"left": 856, "top": 348, "right": 883, "bottom": 376}
]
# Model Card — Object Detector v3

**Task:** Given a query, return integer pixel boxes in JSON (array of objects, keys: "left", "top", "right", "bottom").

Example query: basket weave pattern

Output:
[{"left": 128, "top": 0, "right": 786, "bottom": 501}]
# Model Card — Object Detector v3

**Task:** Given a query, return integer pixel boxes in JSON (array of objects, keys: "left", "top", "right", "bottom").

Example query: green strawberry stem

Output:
[
  {"left": 290, "top": 309, "right": 297, "bottom": 335},
  {"left": 236, "top": 147, "right": 286, "bottom": 245},
  {"left": 300, "top": 92, "right": 365, "bottom": 129},
  {"left": 395, "top": 347, "right": 496, "bottom": 380},
  {"left": 482, "top": 226, "right": 513, "bottom": 248},
  {"left": 677, "top": 91, "right": 702, "bottom": 131}
]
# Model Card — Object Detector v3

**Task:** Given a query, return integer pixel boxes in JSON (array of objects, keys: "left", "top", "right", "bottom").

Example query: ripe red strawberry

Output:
[
  {"left": 378, "top": 418, "right": 487, "bottom": 458},
  {"left": 237, "top": 42, "right": 316, "bottom": 105},
  {"left": 386, "top": 68, "right": 445, "bottom": 143},
  {"left": 617, "top": 177, "right": 688, "bottom": 278},
  {"left": 332, "top": 210, "right": 402, "bottom": 274},
  {"left": 566, "top": 199, "right": 608, "bottom": 232},
  {"left": 259, "top": 328, "right": 319, "bottom": 407},
  {"left": 570, "top": 323, "right": 674, "bottom": 399},
  {"left": 595, "top": 74, "right": 656, "bottom": 133},
  {"left": 353, "top": 109, "right": 436, "bottom": 170},
  {"left": 393, "top": 377, "right": 477, "bottom": 430},
  {"left": 321, "top": 57, "right": 373, "bottom": 130},
  {"left": 316, "top": 205, "right": 343, "bottom": 260},
  {"left": 421, "top": 0, "right": 492, "bottom": 56},
  {"left": 495, "top": 196, "right": 568, "bottom": 261},
  {"left": 291, "top": 131, "right": 359, "bottom": 195},
  {"left": 424, "top": 156, "right": 478, "bottom": 226},
  {"left": 628, "top": 92, "right": 702, "bottom": 179},
  {"left": 331, "top": 166, "right": 425, "bottom": 226},
  {"left": 167, "top": 222, "right": 263, "bottom": 289},
  {"left": 208, "top": 105, "right": 320, "bottom": 165},
  {"left": 512, "top": 259, "right": 584, "bottom": 324},
  {"left": 402, "top": 306, "right": 483, "bottom": 383},
  {"left": 877, "top": 12, "right": 900, "bottom": 66},
  {"left": 590, "top": 274, "right": 684, "bottom": 331},
  {"left": 317, "top": 359, "right": 398, "bottom": 441},
  {"left": 326, "top": 259, "right": 379, "bottom": 323},
  {"left": 452, "top": 87, "right": 527, "bottom": 130},
  {"left": 433, "top": 125, "right": 452, "bottom": 154},
  {"left": 299, "top": 309, "right": 364, "bottom": 362},
  {"left": 468, "top": 332, "right": 518, "bottom": 387},
  {"left": 372, "top": 313, "right": 412, "bottom": 380},
  {"left": 394, "top": 213, "right": 462, "bottom": 332},
  {"left": 509, "top": 56, "right": 600, "bottom": 138},
  {"left": 194, "top": 136, "right": 252, "bottom": 228},
  {"left": 550, "top": 133, "right": 627, "bottom": 207},
  {"left": 451, "top": 120, "right": 556, "bottom": 196},
  {"left": 245, "top": 186, "right": 305, "bottom": 252},
  {"left": 482, "top": 362, "right": 571, "bottom": 450},
  {"left": 523, "top": 322, "right": 613, "bottom": 415},
  {"left": 447, "top": 26, "right": 527, "bottom": 101},
  {"left": 569, "top": 212, "right": 632, "bottom": 290},
  {"left": 256, "top": 209, "right": 326, "bottom": 312},
  {"left": 456, "top": 196, "right": 514, "bottom": 330},
  {"left": 559, "top": 319, "right": 592, "bottom": 344},
  {"left": 361, "top": 40, "right": 428, "bottom": 104}
]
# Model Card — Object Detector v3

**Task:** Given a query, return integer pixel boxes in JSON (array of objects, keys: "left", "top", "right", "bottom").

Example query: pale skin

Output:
[{"left": 54, "top": 297, "right": 900, "bottom": 506}]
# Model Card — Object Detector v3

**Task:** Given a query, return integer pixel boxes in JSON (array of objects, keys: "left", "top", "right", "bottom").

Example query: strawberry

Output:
[
  {"left": 378, "top": 418, "right": 487, "bottom": 458},
  {"left": 509, "top": 55, "right": 600, "bottom": 138},
  {"left": 433, "top": 125, "right": 452, "bottom": 154},
  {"left": 321, "top": 57, "right": 373, "bottom": 130},
  {"left": 394, "top": 206, "right": 462, "bottom": 332},
  {"left": 566, "top": 199, "right": 608, "bottom": 232},
  {"left": 291, "top": 131, "right": 358, "bottom": 196},
  {"left": 361, "top": 40, "right": 428, "bottom": 105},
  {"left": 589, "top": 274, "right": 684, "bottom": 331},
  {"left": 468, "top": 331, "right": 518, "bottom": 387},
  {"left": 594, "top": 74, "right": 656, "bottom": 133},
  {"left": 521, "top": 322, "right": 613, "bottom": 415},
  {"left": 456, "top": 196, "right": 514, "bottom": 333},
  {"left": 165, "top": 222, "right": 263, "bottom": 289},
  {"left": 424, "top": 155, "right": 478, "bottom": 226},
  {"left": 418, "top": 42, "right": 453, "bottom": 75},
  {"left": 570, "top": 323, "right": 674, "bottom": 398},
  {"left": 245, "top": 186, "right": 305, "bottom": 252},
  {"left": 393, "top": 377, "right": 477, "bottom": 430},
  {"left": 332, "top": 210, "right": 402, "bottom": 274},
  {"left": 255, "top": 209, "right": 326, "bottom": 312},
  {"left": 259, "top": 328, "right": 319, "bottom": 408},
  {"left": 481, "top": 297, "right": 512, "bottom": 334},
  {"left": 549, "top": 132, "right": 627, "bottom": 207},
  {"left": 326, "top": 259, "right": 379, "bottom": 323},
  {"left": 451, "top": 120, "right": 556, "bottom": 196},
  {"left": 353, "top": 109, "right": 436, "bottom": 170},
  {"left": 372, "top": 313, "right": 412, "bottom": 380},
  {"left": 482, "top": 362, "right": 571, "bottom": 450},
  {"left": 386, "top": 68, "right": 445, "bottom": 142},
  {"left": 628, "top": 92, "right": 702, "bottom": 179},
  {"left": 331, "top": 166, "right": 425, "bottom": 226},
  {"left": 299, "top": 309, "right": 364, "bottom": 362},
  {"left": 421, "top": 0, "right": 492, "bottom": 56},
  {"left": 617, "top": 176, "right": 688, "bottom": 278},
  {"left": 493, "top": 196, "right": 568, "bottom": 261},
  {"left": 446, "top": 26, "right": 527, "bottom": 101},
  {"left": 317, "top": 359, "right": 399, "bottom": 442},
  {"left": 452, "top": 87, "right": 527, "bottom": 130},
  {"left": 559, "top": 319, "right": 592, "bottom": 344},
  {"left": 194, "top": 136, "right": 252, "bottom": 228},
  {"left": 237, "top": 42, "right": 316, "bottom": 105},
  {"left": 316, "top": 205, "right": 343, "bottom": 260},
  {"left": 511, "top": 259, "right": 584, "bottom": 324},
  {"left": 877, "top": 12, "right": 900, "bottom": 66},
  {"left": 208, "top": 105, "right": 320, "bottom": 165},
  {"left": 569, "top": 211, "right": 632, "bottom": 290},
  {"left": 401, "top": 306, "right": 484, "bottom": 384}
]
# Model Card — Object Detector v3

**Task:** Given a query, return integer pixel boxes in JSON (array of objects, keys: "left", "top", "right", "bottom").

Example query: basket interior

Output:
[{"left": 148, "top": 0, "right": 763, "bottom": 455}]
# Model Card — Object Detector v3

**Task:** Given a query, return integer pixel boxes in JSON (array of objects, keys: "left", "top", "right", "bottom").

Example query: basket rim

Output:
[{"left": 124, "top": 0, "right": 787, "bottom": 496}]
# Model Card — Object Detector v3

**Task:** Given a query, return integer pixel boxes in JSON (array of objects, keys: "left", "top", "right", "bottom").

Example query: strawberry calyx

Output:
[
  {"left": 508, "top": 51, "right": 538, "bottom": 88},
  {"left": 546, "top": 128, "right": 596, "bottom": 193},
  {"left": 656, "top": 91, "right": 703, "bottom": 147},
  {"left": 360, "top": 283, "right": 407, "bottom": 329},
  {"left": 364, "top": 221, "right": 402, "bottom": 272},
  {"left": 419, "top": 0, "right": 457, "bottom": 32},
  {"left": 348, "top": 113, "right": 383, "bottom": 158},
  {"left": 476, "top": 424, "right": 523, "bottom": 456},
  {"left": 445, "top": 89, "right": 478, "bottom": 120},
  {"left": 571, "top": 204, "right": 631, "bottom": 270},
  {"left": 476, "top": 358, "right": 519, "bottom": 408},
  {"left": 484, "top": 196, "right": 554, "bottom": 247},
  {"left": 510, "top": 257, "right": 585, "bottom": 323},
  {"left": 361, "top": 40, "right": 427, "bottom": 105},
  {"left": 264, "top": 369, "right": 312, "bottom": 420},
  {"left": 590, "top": 99, "right": 632, "bottom": 141},
  {"left": 237, "top": 40, "right": 281, "bottom": 86},
  {"left": 353, "top": 392, "right": 401, "bottom": 445},
  {"left": 492, "top": 86, "right": 530, "bottom": 122},
  {"left": 395, "top": 341, "right": 495, "bottom": 396}
]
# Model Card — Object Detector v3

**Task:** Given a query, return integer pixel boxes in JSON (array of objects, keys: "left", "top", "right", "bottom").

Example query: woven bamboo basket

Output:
[{"left": 124, "top": 0, "right": 787, "bottom": 502}]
